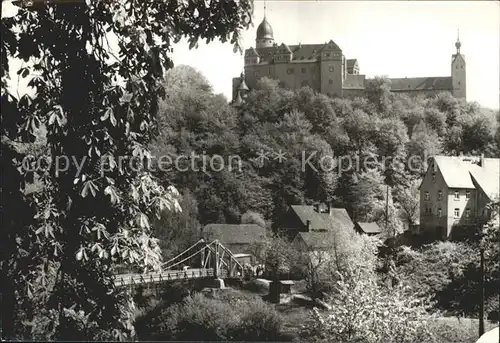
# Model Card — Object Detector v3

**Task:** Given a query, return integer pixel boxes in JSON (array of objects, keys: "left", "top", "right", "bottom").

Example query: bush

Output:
[
  {"left": 135, "top": 290, "right": 284, "bottom": 341},
  {"left": 301, "top": 270, "right": 436, "bottom": 343}
]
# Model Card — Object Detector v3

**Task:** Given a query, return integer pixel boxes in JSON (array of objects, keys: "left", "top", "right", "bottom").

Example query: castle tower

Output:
[
  {"left": 451, "top": 30, "right": 466, "bottom": 99},
  {"left": 256, "top": 3, "right": 274, "bottom": 48},
  {"left": 232, "top": 71, "right": 249, "bottom": 107}
]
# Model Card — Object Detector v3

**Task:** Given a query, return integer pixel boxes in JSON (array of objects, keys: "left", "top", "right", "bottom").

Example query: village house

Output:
[
  {"left": 280, "top": 203, "right": 355, "bottom": 240},
  {"left": 419, "top": 155, "right": 500, "bottom": 241},
  {"left": 201, "top": 223, "right": 266, "bottom": 259},
  {"left": 354, "top": 222, "right": 382, "bottom": 236}
]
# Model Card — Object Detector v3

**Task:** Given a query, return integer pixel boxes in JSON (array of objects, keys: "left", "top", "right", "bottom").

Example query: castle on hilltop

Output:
[{"left": 232, "top": 11, "right": 466, "bottom": 105}]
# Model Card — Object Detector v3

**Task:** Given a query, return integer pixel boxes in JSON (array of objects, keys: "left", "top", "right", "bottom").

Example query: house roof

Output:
[
  {"left": 388, "top": 77, "right": 452, "bottom": 91},
  {"left": 469, "top": 159, "right": 500, "bottom": 201},
  {"left": 202, "top": 224, "right": 266, "bottom": 245},
  {"left": 427, "top": 156, "right": 500, "bottom": 200},
  {"left": 433, "top": 156, "right": 478, "bottom": 189},
  {"left": 295, "top": 232, "right": 338, "bottom": 250},
  {"left": 356, "top": 222, "right": 382, "bottom": 234},
  {"left": 290, "top": 205, "right": 355, "bottom": 232}
]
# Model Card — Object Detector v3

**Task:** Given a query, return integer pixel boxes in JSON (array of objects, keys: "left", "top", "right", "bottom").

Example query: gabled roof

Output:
[
  {"left": 245, "top": 47, "right": 260, "bottom": 58},
  {"left": 247, "top": 40, "right": 343, "bottom": 64},
  {"left": 346, "top": 59, "right": 358, "bottom": 70},
  {"left": 202, "top": 224, "right": 265, "bottom": 245},
  {"left": 433, "top": 156, "right": 478, "bottom": 189},
  {"left": 356, "top": 222, "right": 382, "bottom": 234},
  {"left": 295, "top": 232, "right": 338, "bottom": 250},
  {"left": 275, "top": 43, "right": 292, "bottom": 54},
  {"left": 389, "top": 77, "right": 452, "bottom": 91},
  {"left": 469, "top": 159, "right": 500, "bottom": 201},
  {"left": 290, "top": 205, "right": 355, "bottom": 231}
]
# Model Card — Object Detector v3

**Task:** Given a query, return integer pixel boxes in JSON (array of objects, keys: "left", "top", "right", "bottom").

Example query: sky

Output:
[{"left": 3, "top": 0, "right": 500, "bottom": 109}]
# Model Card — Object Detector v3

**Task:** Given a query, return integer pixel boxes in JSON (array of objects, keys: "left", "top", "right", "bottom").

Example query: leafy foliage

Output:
[
  {"left": 302, "top": 272, "right": 436, "bottom": 343},
  {"left": 1, "top": 0, "right": 252, "bottom": 340},
  {"left": 297, "top": 222, "right": 381, "bottom": 296},
  {"left": 135, "top": 292, "right": 284, "bottom": 341}
]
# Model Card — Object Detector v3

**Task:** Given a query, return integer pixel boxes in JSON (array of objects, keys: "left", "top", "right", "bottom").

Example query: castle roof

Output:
[
  {"left": 247, "top": 41, "right": 343, "bottom": 64},
  {"left": 256, "top": 17, "right": 274, "bottom": 40},
  {"left": 388, "top": 77, "right": 452, "bottom": 91}
]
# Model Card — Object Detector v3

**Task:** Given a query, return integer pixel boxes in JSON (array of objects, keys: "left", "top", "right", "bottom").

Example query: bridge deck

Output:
[{"left": 112, "top": 268, "right": 234, "bottom": 287}]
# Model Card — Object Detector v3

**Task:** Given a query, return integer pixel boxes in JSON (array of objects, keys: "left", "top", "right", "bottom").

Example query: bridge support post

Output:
[{"left": 214, "top": 240, "right": 219, "bottom": 278}]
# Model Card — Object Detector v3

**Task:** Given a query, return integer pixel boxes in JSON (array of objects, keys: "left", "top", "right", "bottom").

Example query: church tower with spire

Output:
[{"left": 451, "top": 30, "right": 466, "bottom": 99}]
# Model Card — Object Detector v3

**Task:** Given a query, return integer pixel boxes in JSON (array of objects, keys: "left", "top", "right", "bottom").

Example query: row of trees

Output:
[{"left": 151, "top": 66, "right": 500, "bottom": 237}]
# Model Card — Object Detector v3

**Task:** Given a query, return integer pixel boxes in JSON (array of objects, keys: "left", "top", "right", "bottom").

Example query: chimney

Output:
[
  {"left": 327, "top": 203, "right": 332, "bottom": 215},
  {"left": 306, "top": 220, "right": 311, "bottom": 231},
  {"left": 313, "top": 204, "right": 319, "bottom": 213},
  {"left": 480, "top": 153, "right": 485, "bottom": 167}
]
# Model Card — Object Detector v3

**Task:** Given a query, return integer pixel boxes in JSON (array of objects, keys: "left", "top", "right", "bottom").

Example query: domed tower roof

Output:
[{"left": 256, "top": 17, "right": 274, "bottom": 40}]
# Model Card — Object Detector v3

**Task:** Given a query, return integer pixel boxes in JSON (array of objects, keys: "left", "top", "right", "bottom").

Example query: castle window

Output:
[
  {"left": 329, "top": 66, "right": 334, "bottom": 72},
  {"left": 438, "top": 190, "right": 442, "bottom": 200},
  {"left": 458, "top": 81, "right": 461, "bottom": 85},
  {"left": 301, "top": 67, "right": 306, "bottom": 73},
  {"left": 466, "top": 191, "right": 470, "bottom": 199},
  {"left": 424, "top": 192, "right": 430, "bottom": 201},
  {"left": 454, "top": 208, "right": 460, "bottom": 218},
  {"left": 454, "top": 191, "right": 460, "bottom": 200},
  {"left": 329, "top": 79, "right": 333, "bottom": 85},
  {"left": 287, "top": 68, "right": 294, "bottom": 75},
  {"left": 465, "top": 208, "right": 470, "bottom": 217},
  {"left": 301, "top": 80, "right": 309, "bottom": 87},
  {"left": 254, "top": 71, "right": 259, "bottom": 77},
  {"left": 438, "top": 208, "right": 443, "bottom": 217},
  {"left": 432, "top": 173, "right": 436, "bottom": 183},
  {"left": 311, "top": 67, "right": 317, "bottom": 73}
]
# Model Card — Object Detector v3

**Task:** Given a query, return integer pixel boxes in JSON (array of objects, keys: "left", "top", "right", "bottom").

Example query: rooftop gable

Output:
[
  {"left": 202, "top": 224, "right": 266, "bottom": 245},
  {"left": 296, "top": 231, "right": 338, "bottom": 250},
  {"left": 290, "top": 205, "right": 354, "bottom": 231},
  {"left": 356, "top": 222, "right": 382, "bottom": 234},
  {"left": 433, "top": 156, "right": 478, "bottom": 189}
]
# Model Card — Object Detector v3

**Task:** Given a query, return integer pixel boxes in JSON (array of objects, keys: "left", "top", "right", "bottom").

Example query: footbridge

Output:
[{"left": 113, "top": 239, "right": 245, "bottom": 287}]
